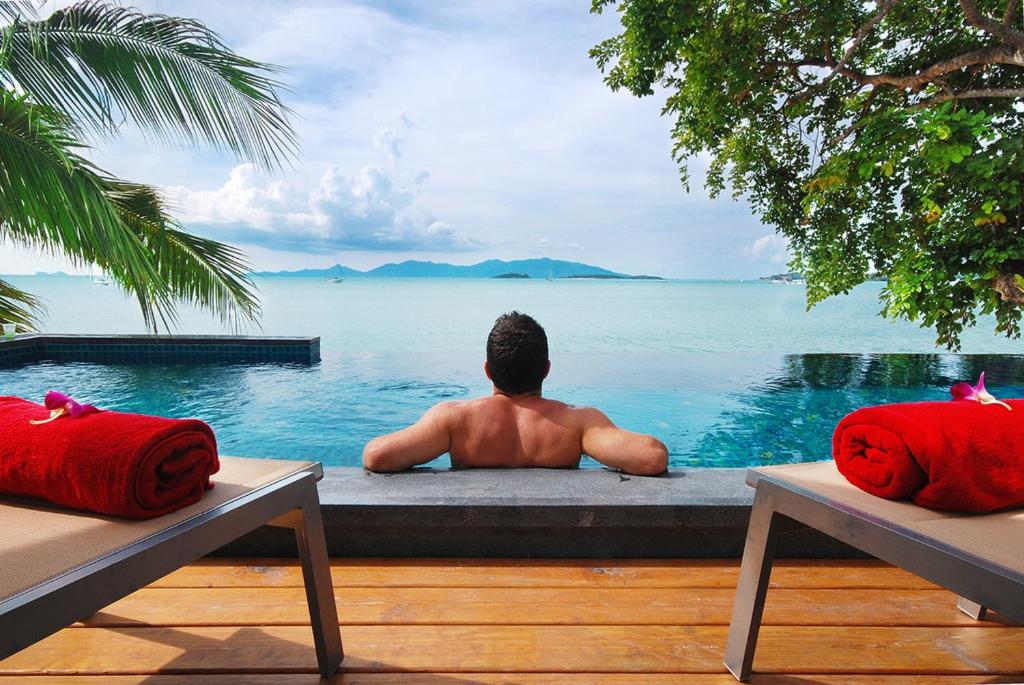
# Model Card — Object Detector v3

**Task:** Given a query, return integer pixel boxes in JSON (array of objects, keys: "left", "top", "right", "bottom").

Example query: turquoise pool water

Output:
[
  {"left": 3, "top": 352, "right": 1022, "bottom": 468},
  {"left": 3, "top": 276, "right": 1023, "bottom": 467}
]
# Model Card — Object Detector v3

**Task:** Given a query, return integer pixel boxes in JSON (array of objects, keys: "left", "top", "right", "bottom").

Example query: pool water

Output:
[{"left": 4, "top": 352, "right": 1022, "bottom": 468}]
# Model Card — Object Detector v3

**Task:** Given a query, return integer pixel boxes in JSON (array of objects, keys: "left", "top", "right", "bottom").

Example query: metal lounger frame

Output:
[
  {"left": 0, "top": 465, "right": 343, "bottom": 678},
  {"left": 723, "top": 469, "right": 1024, "bottom": 682}
]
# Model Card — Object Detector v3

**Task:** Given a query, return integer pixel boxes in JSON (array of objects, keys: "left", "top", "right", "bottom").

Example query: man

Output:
[{"left": 362, "top": 311, "right": 669, "bottom": 476}]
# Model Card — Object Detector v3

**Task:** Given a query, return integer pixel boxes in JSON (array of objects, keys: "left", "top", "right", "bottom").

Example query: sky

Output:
[{"left": 2, "top": 0, "right": 789, "bottom": 278}]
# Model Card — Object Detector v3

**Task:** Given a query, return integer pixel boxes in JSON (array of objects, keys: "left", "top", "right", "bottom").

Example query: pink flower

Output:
[
  {"left": 29, "top": 391, "right": 100, "bottom": 425},
  {"left": 950, "top": 372, "right": 1011, "bottom": 411}
]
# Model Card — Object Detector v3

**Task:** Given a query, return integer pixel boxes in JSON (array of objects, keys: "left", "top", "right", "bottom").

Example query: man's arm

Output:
[
  {"left": 362, "top": 402, "right": 455, "bottom": 472},
  {"left": 579, "top": 407, "right": 669, "bottom": 476}
]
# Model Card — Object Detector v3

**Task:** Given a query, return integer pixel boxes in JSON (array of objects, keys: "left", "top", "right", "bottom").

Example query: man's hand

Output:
[
  {"left": 362, "top": 402, "right": 455, "bottom": 472},
  {"left": 578, "top": 408, "right": 668, "bottom": 476}
]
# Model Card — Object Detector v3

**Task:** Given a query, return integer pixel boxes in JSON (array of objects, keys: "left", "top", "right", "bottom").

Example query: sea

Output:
[{"left": 2, "top": 275, "right": 1022, "bottom": 468}]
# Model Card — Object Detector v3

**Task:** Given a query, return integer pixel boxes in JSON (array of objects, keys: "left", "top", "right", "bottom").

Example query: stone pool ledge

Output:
[
  {"left": 218, "top": 466, "right": 863, "bottom": 559},
  {"left": 0, "top": 333, "right": 320, "bottom": 365}
]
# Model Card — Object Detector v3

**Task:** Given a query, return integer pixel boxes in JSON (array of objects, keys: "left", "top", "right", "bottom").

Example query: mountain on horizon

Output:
[
  {"left": 254, "top": 263, "right": 364, "bottom": 278},
  {"left": 254, "top": 258, "right": 639, "bottom": 279}
]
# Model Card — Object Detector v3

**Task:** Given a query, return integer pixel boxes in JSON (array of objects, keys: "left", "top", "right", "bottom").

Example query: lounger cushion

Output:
[
  {"left": 0, "top": 457, "right": 313, "bottom": 604},
  {"left": 750, "top": 460, "right": 1024, "bottom": 576}
]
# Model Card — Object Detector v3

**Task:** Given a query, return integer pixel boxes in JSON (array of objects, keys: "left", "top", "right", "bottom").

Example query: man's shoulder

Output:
[
  {"left": 561, "top": 404, "right": 611, "bottom": 428},
  {"left": 422, "top": 399, "right": 465, "bottom": 422},
  {"left": 433, "top": 397, "right": 492, "bottom": 419},
  {"left": 538, "top": 400, "right": 608, "bottom": 426}
]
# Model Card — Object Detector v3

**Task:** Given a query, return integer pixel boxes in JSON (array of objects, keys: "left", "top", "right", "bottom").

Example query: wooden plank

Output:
[
  {"left": 76, "top": 587, "right": 1001, "bottom": 628},
  {"left": 154, "top": 559, "right": 936, "bottom": 590},
  {"left": 3, "top": 625, "right": 1022, "bottom": 674},
  {"left": 2, "top": 675, "right": 1024, "bottom": 684}
]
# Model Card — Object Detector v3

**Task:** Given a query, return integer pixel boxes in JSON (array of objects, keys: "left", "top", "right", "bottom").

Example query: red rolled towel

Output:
[
  {"left": 0, "top": 395, "right": 219, "bottom": 518},
  {"left": 832, "top": 400, "right": 1024, "bottom": 512}
]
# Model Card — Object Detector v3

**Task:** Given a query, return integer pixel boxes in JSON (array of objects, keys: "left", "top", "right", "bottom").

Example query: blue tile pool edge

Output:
[{"left": 0, "top": 334, "right": 321, "bottom": 365}]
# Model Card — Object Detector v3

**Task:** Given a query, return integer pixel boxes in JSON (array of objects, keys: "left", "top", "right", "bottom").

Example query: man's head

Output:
[{"left": 485, "top": 311, "right": 550, "bottom": 395}]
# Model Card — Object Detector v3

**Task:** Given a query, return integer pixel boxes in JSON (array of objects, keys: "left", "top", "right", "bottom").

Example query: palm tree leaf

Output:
[
  {"left": 0, "top": 276, "right": 44, "bottom": 330},
  {"left": 0, "top": 90, "right": 174, "bottom": 329},
  {"left": 0, "top": 2, "right": 37, "bottom": 24},
  {"left": 1, "top": 1, "right": 297, "bottom": 169},
  {"left": 103, "top": 178, "right": 260, "bottom": 329}
]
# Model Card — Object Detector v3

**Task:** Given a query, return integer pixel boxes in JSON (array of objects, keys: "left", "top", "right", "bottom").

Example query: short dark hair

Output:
[{"left": 486, "top": 311, "right": 549, "bottom": 395}]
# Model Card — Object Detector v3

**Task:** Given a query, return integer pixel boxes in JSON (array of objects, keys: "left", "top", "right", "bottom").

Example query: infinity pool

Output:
[{"left": 3, "top": 352, "right": 1021, "bottom": 468}]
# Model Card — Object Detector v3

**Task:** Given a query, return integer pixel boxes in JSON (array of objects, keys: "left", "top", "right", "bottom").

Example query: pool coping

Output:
[
  {"left": 216, "top": 464, "right": 866, "bottom": 559},
  {"left": 0, "top": 334, "right": 320, "bottom": 365}
]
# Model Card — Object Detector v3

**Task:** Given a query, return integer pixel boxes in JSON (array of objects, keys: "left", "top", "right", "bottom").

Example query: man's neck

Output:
[{"left": 492, "top": 386, "right": 542, "bottom": 399}]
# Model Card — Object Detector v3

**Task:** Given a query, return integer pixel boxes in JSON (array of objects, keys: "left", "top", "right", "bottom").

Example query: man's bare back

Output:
[
  {"left": 362, "top": 312, "right": 668, "bottom": 476},
  {"left": 449, "top": 395, "right": 589, "bottom": 469}
]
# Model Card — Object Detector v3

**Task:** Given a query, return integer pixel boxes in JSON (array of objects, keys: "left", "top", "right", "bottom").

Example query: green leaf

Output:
[
  {"left": 104, "top": 178, "right": 260, "bottom": 328},
  {"left": 0, "top": 277, "right": 45, "bottom": 330},
  {"left": 0, "top": 90, "right": 258, "bottom": 331},
  {"left": 0, "top": 90, "right": 164, "bottom": 311},
  {"left": 1, "top": 1, "right": 297, "bottom": 170}
]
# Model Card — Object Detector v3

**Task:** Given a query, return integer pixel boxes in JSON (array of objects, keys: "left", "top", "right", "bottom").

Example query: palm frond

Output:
[
  {"left": 0, "top": 90, "right": 174, "bottom": 329},
  {"left": 1, "top": 1, "right": 296, "bottom": 169},
  {"left": 0, "top": 2, "right": 37, "bottom": 24},
  {"left": 104, "top": 179, "right": 260, "bottom": 329},
  {"left": 0, "top": 276, "right": 44, "bottom": 330}
]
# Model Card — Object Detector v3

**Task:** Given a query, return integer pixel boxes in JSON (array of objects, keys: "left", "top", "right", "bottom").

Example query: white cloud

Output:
[
  {"left": 169, "top": 164, "right": 289, "bottom": 230},
  {"left": 743, "top": 234, "right": 790, "bottom": 264},
  {"left": 236, "top": 3, "right": 421, "bottom": 76},
  {"left": 372, "top": 115, "right": 414, "bottom": 165},
  {"left": 298, "top": 163, "right": 474, "bottom": 250},
  {"left": 165, "top": 125, "right": 479, "bottom": 253}
]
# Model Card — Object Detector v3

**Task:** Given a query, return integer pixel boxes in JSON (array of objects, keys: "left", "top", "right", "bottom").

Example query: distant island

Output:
[
  {"left": 760, "top": 271, "right": 886, "bottom": 283},
  {"left": 255, "top": 257, "right": 660, "bottom": 280},
  {"left": 760, "top": 272, "right": 805, "bottom": 283},
  {"left": 565, "top": 274, "right": 663, "bottom": 280}
]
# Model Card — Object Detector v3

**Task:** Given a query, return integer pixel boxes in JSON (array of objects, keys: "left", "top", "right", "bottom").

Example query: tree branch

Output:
[
  {"left": 762, "top": 40, "right": 1024, "bottom": 116},
  {"left": 994, "top": 261, "right": 1024, "bottom": 304},
  {"left": 825, "top": 89, "right": 879, "bottom": 147},
  {"left": 820, "top": 0, "right": 900, "bottom": 89},
  {"left": 912, "top": 87, "right": 1024, "bottom": 107},
  {"left": 832, "top": 45, "right": 1024, "bottom": 90},
  {"left": 1003, "top": 0, "right": 1020, "bottom": 25},
  {"left": 782, "top": 45, "right": 1024, "bottom": 108},
  {"left": 960, "top": 0, "right": 1024, "bottom": 50}
]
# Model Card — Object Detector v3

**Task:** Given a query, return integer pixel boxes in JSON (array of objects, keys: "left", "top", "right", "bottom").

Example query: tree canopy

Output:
[
  {"left": 0, "top": 1, "right": 297, "bottom": 331},
  {"left": 592, "top": 0, "right": 1024, "bottom": 348}
]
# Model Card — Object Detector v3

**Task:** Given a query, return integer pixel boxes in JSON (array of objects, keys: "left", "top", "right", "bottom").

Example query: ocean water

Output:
[{"left": 2, "top": 276, "right": 1022, "bottom": 467}]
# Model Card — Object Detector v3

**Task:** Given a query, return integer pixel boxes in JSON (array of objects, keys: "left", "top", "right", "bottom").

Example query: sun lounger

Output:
[
  {"left": 723, "top": 460, "right": 1024, "bottom": 681},
  {"left": 0, "top": 456, "right": 342, "bottom": 677}
]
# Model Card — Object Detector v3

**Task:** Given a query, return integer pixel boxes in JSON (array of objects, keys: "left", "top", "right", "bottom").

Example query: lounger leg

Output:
[
  {"left": 291, "top": 485, "right": 344, "bottom": 677},
  {"left": 957, "top": 596, "right": 988, "bottom": 621},
  {"left": 724, "top": 487, "right": 783, "bottom": 682}
]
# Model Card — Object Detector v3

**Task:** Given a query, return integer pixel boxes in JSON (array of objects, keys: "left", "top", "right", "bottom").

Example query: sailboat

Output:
[
  {"left": 327, "top": 255, "right": 344, "bottom": 283},
  {"left": 90, "top": 268, "right": 111, "bottom": 286}
]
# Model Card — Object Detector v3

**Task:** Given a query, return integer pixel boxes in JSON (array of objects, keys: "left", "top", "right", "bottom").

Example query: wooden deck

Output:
[{"left": 1, "top": 558, "right": 1022, "bottom": 683}]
